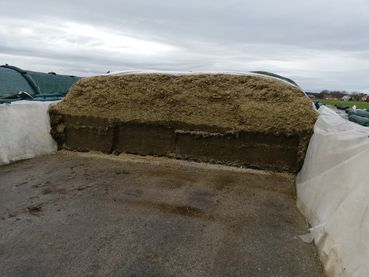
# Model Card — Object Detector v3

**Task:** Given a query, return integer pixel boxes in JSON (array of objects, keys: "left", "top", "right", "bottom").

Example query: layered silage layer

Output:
[{"left": 50, "top": 74, "right": 317, "bottom": 172}]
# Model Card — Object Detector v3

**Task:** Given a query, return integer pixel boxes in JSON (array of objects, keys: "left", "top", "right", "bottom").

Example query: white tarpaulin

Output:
[
  {"left": 297, "top": 106, "right": 369, "bottom": 277},
  {"left": 0, "top": 101, "right": 58, "bottom": 165}
]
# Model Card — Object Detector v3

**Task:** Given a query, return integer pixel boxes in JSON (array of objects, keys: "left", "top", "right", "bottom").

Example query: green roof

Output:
[{"left": 0, "top": 65, "right": 81, "bottom": 97}]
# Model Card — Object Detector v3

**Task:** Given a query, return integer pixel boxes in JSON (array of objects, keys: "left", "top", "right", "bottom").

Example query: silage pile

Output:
[{"left": 51, "top": 73, "right": 317, "bottom": 135}]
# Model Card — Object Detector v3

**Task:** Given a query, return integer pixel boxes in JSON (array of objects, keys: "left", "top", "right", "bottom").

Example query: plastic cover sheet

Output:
[
  {"left": 0, "top": 101, "right": 58, "bottom": 165},
  {"left": 297, "top": 106, "right": 369, "bottom": 276}
]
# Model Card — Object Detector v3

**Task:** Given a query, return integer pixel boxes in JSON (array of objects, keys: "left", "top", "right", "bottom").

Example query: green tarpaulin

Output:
[
  {"left": 0, "top": 67, "right": 33, "bottom": 97},
  {"left": 0, "top": 65, "right": 80, "bottom": 98}
]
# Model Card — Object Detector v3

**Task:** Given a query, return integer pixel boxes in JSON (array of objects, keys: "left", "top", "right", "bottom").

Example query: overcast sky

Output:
[{"left": 1, "top": 0, "right": 369, "bottom": 92}]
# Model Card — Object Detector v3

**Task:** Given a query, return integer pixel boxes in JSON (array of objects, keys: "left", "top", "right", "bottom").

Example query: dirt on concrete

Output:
[
  {"left": 0, "top": 151, "right": 322, "bottom": 277},
  {"left": 50, "top": 74, "right": 317, "bottom": 173}
]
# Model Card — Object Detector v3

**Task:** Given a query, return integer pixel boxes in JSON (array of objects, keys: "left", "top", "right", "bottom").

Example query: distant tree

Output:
[{"left": 314, "top": 90, "right": 368, "bottom": 100}]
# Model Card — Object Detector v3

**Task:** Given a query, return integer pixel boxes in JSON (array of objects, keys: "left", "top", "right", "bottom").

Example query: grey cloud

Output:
[{"left": 1, "top": 0, "right": 369, "bottom": 91}]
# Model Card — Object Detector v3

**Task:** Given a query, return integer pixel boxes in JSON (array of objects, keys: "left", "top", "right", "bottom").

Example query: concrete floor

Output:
[{"left": 0, "top": 151, "right": 322, "bottom": 277}]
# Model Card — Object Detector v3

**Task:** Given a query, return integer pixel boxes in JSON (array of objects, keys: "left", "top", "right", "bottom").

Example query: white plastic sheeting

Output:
[
  {"left": 0, "top": 101, "right": 58, "bottom": 165},
  {"left": 297, "top": 106, "right": 369, "bottom": 277}
]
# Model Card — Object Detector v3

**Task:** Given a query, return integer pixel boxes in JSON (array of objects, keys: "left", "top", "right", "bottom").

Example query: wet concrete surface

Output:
[{"left": 0, "top": 151, "right": 322, "bottom": 277}]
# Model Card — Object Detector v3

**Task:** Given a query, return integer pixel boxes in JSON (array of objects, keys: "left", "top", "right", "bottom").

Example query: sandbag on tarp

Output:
[
  {"left": 0, "top": 101, "right": 58, "bottom": 165},
  {"left": 335, "top": 105, "right": 349, "bottom": 110},
  {"left": 346, "top": 108, "right": 369, "bottom": 118},
  {"left": 355, "top": 110, "right": 369, "bottom": 118},
  {"left": 346, "top": 108, "right": 355, "bottom": 114},
  {"left": 348, "top": 114, "right": 369, "bottom": 126},
  {"left": 297, "top": 106, "right": 369, "bottom": 276}
]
